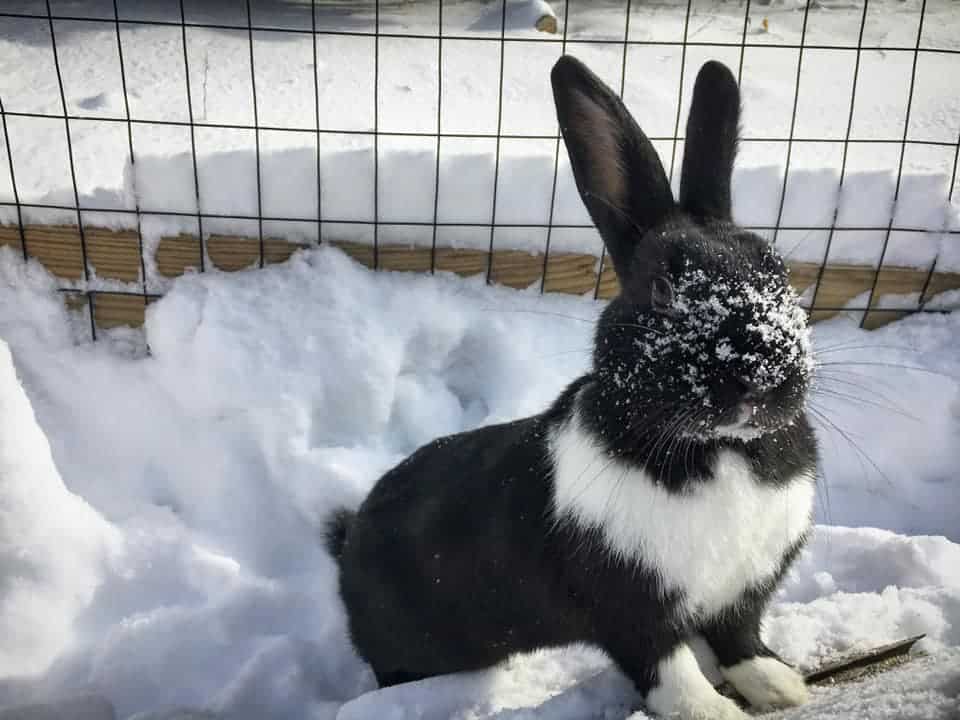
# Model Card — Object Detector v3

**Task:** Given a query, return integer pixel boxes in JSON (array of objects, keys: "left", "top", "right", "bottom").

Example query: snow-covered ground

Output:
[
  {"left": 1, "top": 243, "right": 959, "bottom": 719},
  {"left": 1, "top": 0, "right": 959, "bottom": 292}
]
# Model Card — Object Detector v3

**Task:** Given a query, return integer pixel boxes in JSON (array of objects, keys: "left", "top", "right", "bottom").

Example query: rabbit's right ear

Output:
[
  {"left": 551, "top": 55, "right": 675, "bottom": 281},
  {"left": 679, "top": 61, "right": 740, "bottom": 222}
]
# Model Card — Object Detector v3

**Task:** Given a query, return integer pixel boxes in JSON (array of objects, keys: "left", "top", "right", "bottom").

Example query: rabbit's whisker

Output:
[
  {"left": 808, "top": 387, "right": 919, "bottom": 422},
  {"left": 814, "top": 360, "right": 958, "bottom": 382},
  {"left": 806, "top": 404, "right": 893, "bottom": 491},
  {"left": 810, "top": 373, "right": 903, "bottom": 409},
  {"left": 812, "top": 341, "right": 923, "bottom": 355}
]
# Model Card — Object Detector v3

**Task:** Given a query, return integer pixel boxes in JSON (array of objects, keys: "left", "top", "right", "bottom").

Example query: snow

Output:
[
  {"left": 1, "top": 0, "right": 960, "bottom": 716},
  {"left": 0, "top": 694, "right": 116, "bottom": 720},
  {"left": 0, "top": 335, "right": 120, "bottom": 679},
  {"left": 0, "top": 0, "right": 958, "bottom": 282},
  {"left": 1, "top": 242, "right": 959, "bottom": 719}
]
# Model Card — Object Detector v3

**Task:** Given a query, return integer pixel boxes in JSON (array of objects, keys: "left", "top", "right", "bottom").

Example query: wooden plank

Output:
[
  {"left": 810, "top": 265, "right": 876, "bottom": 320},
  {"left": 155, "top": 235, "right": 202, "bottom": 278},
  {"left": 490, "top": 249, "right": 542, "bottom": 289},
  {"left": 63, "top": 291, "right": 88, "bottom": 314},
  {"left": 804, "top": 634, "right": 925, "bottom": 685},
  {"left": 870, "top": 266, "right": 928, "bottom": 305},
  {"left": 23, "top": 225, "right": 84, "bottom": 280},
  {"left": 86, "top": 227, "right": 141, "bottom": 283},
  {"left": 330, "top": 240, "right": 374, "bottom": 269},
  {"left": 788, "top": 262, "right": 820, "bottom": 297},
  {"left": 857, "top": 266, "right": 930, "bottom": 329},
  {"left": 378, "top": 245, "right": 433, "bottom": 273},
  {"left": 92, "top": 292, "right": 147, "bottom": 329},
  {"left": 264, "top": 238, "right": 310, "bottom": 266},
  {"left": 719, "top": 635, "right": 925, "bottom": 706},
  {"left": 922, "top": 270, "right": 960, "bottom": 304},
  {"left": 2, "top": 224, "right": 958, "bottom": 331},
  {"left": 0, "top": 224, "right": 22, "bottom": 253},
  {"left": 434, "top": 247, "right": 488, "bottom": 277},
  {"left": 207, "top": 235, "right": 260, "bottom": 272},
  {"left": 862, "top": 309, "right": 912, "bottom": 330},
  {"left": 206, "top": 236, "right": 308, "bottom": 272},
  {"left": 543, "top": 253, "right": 598, "bottom": 295},
  {"left": 596, "top": 262, "right": 620, "bottom": 299}
]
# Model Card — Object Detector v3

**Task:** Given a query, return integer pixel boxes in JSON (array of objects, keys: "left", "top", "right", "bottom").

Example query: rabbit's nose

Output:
[
  {"left": 733, "top": 377, "right": 759, "bottom": 402},
  {"left": 734, "top": 401, "right": 756, "bottom": 426}
]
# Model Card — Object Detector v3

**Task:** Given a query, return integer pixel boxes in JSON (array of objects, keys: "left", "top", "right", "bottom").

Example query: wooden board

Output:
[
  {"left": 5, "top": 224, "right": 958, "bottom": 331},
  {"left": 434, "top": 247, "right": 489, "bottom": 277},
  {"left": 86, "top": 228, "right": 141, "bottom": 283},
  {"left": 923, "top": 270, "right": 960, "bottom": 303},
  {"left": 206, "top": 235, "right": 260, "bottom": 272},
  {"left": 331, "top": 240, "right": 374, "bottom": 269},
  {"left": 543, "top": 252, "right": 599, "bottom": 295},
  {"left": 490, "top": 249, "right": 545, "bottom": 290},
  {"left": 24, "top": 225, "right": 85, "bottom": 280},
  {"left": 377, "top": 244, "right": 433, "bottom": 273},
  {"left": 597, "top": 261, "right": 620, "bottom": 299},
  {"left": 0, "top": 224, "right": 22, "bottom": 253},
  {"left": 788, "top": 263, "right": 821, "bottom": 296},
  {"left": 156, "top": 234, "right": 202, "bottom": 278},
  {"left": 718, "top": 635, "right": 926, "bottom": 706},
  {"left": 93, "top": 292, "right": 148, "bottom": 329}
]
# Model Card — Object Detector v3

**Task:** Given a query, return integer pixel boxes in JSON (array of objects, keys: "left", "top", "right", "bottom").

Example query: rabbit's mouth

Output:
[
  {"left": 708, "top": 392, "right": 805, "bottom": 442},
  {"left": 714, "top": 402, "right": 765, "bottom": 441}
]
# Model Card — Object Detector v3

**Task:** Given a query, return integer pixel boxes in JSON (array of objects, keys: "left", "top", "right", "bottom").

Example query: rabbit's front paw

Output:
[
  {"left": 722, "top": 656, "right": 809, "bottom": 710},
  {"left": 643, "top": 644, "right": 749, "bottom": 720},
  {"left": 641, "top": 689, "right": 747, "bottom": 720}
]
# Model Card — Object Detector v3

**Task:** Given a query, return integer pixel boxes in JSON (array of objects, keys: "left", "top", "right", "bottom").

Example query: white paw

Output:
[
  {"left": 644, "top": 690, "right": 747, "bottom": 720},
  {"left": 644, "top": 644, "right": 749, "bottom": 720},
  {"left": 721, "top": 656, "right": 809, "bottom": 710}
]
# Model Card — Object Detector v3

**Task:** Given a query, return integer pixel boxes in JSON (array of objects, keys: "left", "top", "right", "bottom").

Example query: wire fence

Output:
[{"left": 0, "top": 0, "right": 958, "bottom": 339}]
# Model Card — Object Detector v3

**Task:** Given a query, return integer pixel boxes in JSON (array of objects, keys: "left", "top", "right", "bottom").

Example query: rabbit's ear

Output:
[
  {"left": 679, "top": 61, "right": 740, "bottom": 222},
  {"left": 551, "top": 55, "right": 674, "bottom": 281}
]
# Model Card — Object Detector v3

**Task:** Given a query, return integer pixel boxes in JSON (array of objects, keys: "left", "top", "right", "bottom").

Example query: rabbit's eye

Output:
[{"left": 650, "top": 276, "right": 675, "bottom": 314}]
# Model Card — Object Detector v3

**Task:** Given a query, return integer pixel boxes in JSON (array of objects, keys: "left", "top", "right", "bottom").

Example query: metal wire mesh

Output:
[{"left": 0, "top": 0, "right": 957, "bottom": 340}]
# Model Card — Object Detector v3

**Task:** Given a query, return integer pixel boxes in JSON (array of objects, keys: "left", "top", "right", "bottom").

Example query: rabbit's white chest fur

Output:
[{"left": 550, "top": 414, "right": 814, "bottom": 618}]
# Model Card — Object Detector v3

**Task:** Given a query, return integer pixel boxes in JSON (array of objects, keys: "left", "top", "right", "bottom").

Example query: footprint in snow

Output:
[{"left": 77, "top": 92, "right": 110, "bottom": 110}]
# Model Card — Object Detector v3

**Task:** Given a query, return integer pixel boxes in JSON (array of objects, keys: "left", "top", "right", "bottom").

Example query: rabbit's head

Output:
[{"left": 552, "top": 56, "right": 811, "bottom": 445}]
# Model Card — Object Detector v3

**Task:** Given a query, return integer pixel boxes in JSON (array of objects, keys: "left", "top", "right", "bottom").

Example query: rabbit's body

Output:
[
  {"left": 335, "top": 381, "right": 815, "bottom": 687},
  {"left": 328, "top": 57, "right": 819, "bottom": 719}
]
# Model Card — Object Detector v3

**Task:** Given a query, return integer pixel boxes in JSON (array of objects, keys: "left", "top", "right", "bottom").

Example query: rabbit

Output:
[{"left": 325, "top": 55, "right": 818, "bottom": 720}]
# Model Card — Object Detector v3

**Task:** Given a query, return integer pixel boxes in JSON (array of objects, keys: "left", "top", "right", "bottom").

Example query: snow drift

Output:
[
  {"left": 0, "top": 243, "right": 959, "bottom": 718},
  {"left": 0, "top": 338, "right": 119, "bottom": 677}
]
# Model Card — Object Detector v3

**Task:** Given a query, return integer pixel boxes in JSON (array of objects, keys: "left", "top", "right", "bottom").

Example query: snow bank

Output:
[
  {"left": 5, "top": 142, "right": 955, "bottom": 272},
  {"left": 0, "top": 244, "right": 958, "bottom": 719},
  {"left": 0, "top": 337, "right": 119, "bottom": 677}
]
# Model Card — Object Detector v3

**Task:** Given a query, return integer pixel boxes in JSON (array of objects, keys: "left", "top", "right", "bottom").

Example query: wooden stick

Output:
[
  {"left": 718, "top": 635, "right": 926, "bottom": 704},
  {"left": 803, "top": 634, "right": 925, "bottom": 685}
]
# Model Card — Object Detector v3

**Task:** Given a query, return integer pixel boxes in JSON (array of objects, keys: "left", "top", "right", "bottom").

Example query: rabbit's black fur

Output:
[{"left": 327, "top": 57, "right": 819, "bottom": 719}]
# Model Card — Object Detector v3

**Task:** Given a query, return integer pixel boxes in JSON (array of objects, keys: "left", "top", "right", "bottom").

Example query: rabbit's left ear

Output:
[
  {"left": 679, "top": 61, "right": 741, "bottom": 222},
  {"left": 551, "top": 55, "right": 675, "bottom": 283}
]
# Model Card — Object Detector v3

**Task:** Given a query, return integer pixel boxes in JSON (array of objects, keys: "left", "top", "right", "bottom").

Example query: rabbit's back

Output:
[{"left": 336, "top": 407, "right": 586, "bottom": 679}]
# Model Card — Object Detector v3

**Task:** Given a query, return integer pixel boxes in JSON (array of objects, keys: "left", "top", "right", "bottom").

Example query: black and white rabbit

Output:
[{"left": 326, "top": 56, "right": 818, "bottom": 720}]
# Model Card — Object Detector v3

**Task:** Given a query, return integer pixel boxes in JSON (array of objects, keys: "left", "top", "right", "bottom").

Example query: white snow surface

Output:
[
  {"left": 1, "top": 0, "right": 959, "bottom": 282},
  {"left": 0, "top": 243, "right": 959, "bottom": 719}
]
